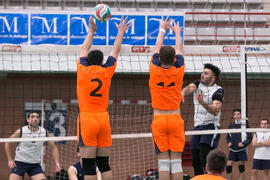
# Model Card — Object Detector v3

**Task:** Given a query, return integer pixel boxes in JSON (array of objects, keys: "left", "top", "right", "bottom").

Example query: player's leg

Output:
[
  {"left": 157, "top": 151, "right": 170, "bottom": 180},
  {"left": 77, "top": 112, "right": 100, "bottom": 180},
  {"left": 96, "top": 112, "right": 112, "bottom": 180},
  {"left": 251, "top": 159, "right": 260, "bottom": 180},
  {"left": 28, "top": 163, "right": 46, "bottom": 180},
  {"left": 200, "top": 124, "right": 220, "bottom": 172},
  {"left": 96, "top": 147, "right": 112, "bottom": 180},
  {"left": 81, "top": 146, "right": 97, "bottom": 180},
  {"left": 262, "top": 159, "right": 270, "bottom": 180},
  {"left": 226, "top": 160, "right": 234, "bottom": 180},
  {"left": 9, "top": 174, "right": 23, "bottom": 180},
  {"left": 191, "top": 134, "right": 204, "bottom": 175},
  {"left": 152, "top": 115, "right": 170, "bottom": 180},
  {"left": 199, "top": 143, "right": 212, "bottom": 172},
  {"left": 30, "top": 173, "right": 46, "bottom": 180},
  {"left": 263, "top": 169, "right": 269, "bottom": 180},
  {"left": 9, "top": 161, "right": 26, "bottom": 180},
  {"left": 168, "top": 115, "right": 185, "bottom": 180},
  {"left": 226, "top": 150, "right": 235, "bottom": 180},
  {"left": 170, "top": 152, "right": 183, "bottom": 180},
  {"left": 239, "top": 150, "right": 247, "bottom": 180}
]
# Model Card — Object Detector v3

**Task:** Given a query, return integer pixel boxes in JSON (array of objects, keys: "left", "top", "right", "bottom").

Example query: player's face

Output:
[
  {"left": 260, "top": 120, "right": 269, "bottom": 128},
  {"left": 200, "top": 68, "right": 214, "bottom": 85},
  {"left": 233, "top": 111, "right": 241, "bottom": 121},
  {"left": 28, "top": 113, "right": 40, "bottom": 127}
]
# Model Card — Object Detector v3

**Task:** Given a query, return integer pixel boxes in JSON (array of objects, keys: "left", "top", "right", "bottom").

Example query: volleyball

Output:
[{"left": 94, "top": 4, "right": 111, "bottom": 23}]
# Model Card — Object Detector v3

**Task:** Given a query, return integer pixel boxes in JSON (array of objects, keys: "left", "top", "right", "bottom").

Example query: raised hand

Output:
[
  {"left": 89, "top": 16, "right": 97, "bottom": 33},
  {"left": 172, "top": 20, "right": 183, "bottom": 34},
  {"left": 114, "top": 16, "right": 131, "bottom": 33},
  {"left": 159, "top": 16, "right": 172, "bottom": 31}
]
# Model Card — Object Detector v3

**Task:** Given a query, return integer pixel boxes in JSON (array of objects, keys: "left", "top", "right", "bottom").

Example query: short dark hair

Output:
[
  {"left": 87, "top": 50, "right": 103, "bottom": 65},
  {"left": 159, "top": 45, "right": 175, "bottom": 66},
  {"left": 204, "top": 63, "right": 221, "bottom": 81},
  {"left": 207, "top": 149, "right": 227, "bottom": 174},
  {"left": 27, "top": 111, "right": 40, "bottom": 118},
  {"left": 233, "top": 109, "right": 241, "bottom": 114}
]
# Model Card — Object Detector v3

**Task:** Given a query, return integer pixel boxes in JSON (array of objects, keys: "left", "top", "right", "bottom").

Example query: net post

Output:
[{"left": 240, "top": 45, "right": 247, "bottom": 141}]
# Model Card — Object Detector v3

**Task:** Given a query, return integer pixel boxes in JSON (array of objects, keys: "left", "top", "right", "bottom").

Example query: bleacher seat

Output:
[
  {"left": 246, "top": 0, "right": 262, "bottom": 4},
  {"left": 193, "top": 9, "right": 212, "bottom": 22},
  {"left": 217, "top": 27, "right": 234, "bottom": 41},
  {"left": 248, "top": 9, "right": 267, "bottom": 23},
  {"left": 254, "top": 28, "right": 270, "bottom": 41},
  {"left": 231, "top": 9, "right": 247, "bottom": 22},
  {"left": 197, "top": 27, "right": 216, "bottom": 41},
  {"left": 227, "top": 0, "right": 243, "bottom": 3},
  {"left": 184, "top": 27, "right": 197, "bottom": 41},
  {"left": 235, "top": 28, "right": 254, "bottom": 41},
  {"left": 212, "top": 8, "right": 230, "bottom": 22}
]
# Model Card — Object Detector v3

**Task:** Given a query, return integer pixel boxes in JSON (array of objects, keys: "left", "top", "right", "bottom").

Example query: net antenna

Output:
[{"left": 41, "top": 99, "right": 46, "bottom": 172}]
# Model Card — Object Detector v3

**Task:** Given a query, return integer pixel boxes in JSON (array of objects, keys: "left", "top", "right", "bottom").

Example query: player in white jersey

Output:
[
  {"left": 5, "top": 111, "right": 61, "bottom": 180},
  {"left": 251, "top": 119, "right": 270, "bottom": 180},
  {"left": 182, "top": 63, "right": 224, "bottom": 176}
]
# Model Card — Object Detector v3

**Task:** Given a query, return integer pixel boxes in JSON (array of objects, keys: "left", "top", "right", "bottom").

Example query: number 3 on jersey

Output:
[{"left": 90, "top": 79, "right": 103, "bottom": 97}]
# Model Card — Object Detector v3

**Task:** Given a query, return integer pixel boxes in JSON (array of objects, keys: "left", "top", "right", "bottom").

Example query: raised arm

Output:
[
  {"left": 79, "top": 16, "right": 97, "bottom": 58},
  {"left": 47, "top": 132, "right": 61, "bottom": 172},
  {"left": 110, "top": 16, "right": 131, "bottom": 59},
  {"left": 153, "top": 16, "right": 172, "bottom": 54},
  {"left": 171, "top": 20, "right": 183, "bottom": 55},
  {"left": 5, "top": 129, "right": 21, "bottom": 169}
]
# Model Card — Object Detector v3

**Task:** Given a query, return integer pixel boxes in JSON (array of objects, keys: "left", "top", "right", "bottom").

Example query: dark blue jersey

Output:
[
  {"left": 72, "top": 162, "right": 84, "bottom": 180},
  {"left": 226, "top": 121, "right": 252, "bottom": 152}
]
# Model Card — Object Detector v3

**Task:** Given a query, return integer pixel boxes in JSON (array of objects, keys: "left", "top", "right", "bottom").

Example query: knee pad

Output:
[
  {"left": 158, "top": 159, "right": 170, "bottom": 172},
  {"left": 239, "top": 164, "right": 245, "bottom": 173},
  {"left": 171, "top": 159, "right": 183, "bottom": 174},
  {"left": 96, "top": 156, "right": 111, "bottom": 173},
  {"left": 226, "top": 166, "right": 232, "bottom": 174},
  {"left": 82, "top": 158, "right": 97, "bottom": 175}
]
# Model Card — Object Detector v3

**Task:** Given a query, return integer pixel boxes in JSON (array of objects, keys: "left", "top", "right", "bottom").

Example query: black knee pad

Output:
[
  {"left": 96, "top": 156, "right": 111, "bottom": 173},
  {"left": 239, "top": 164, "right": 245, "bottom": 173},
  {"left": 226, "top": 166, "right": 232, "bottom": 174},
  {"left": 82, "top": 158, "right": 97, "bottom": 175}
]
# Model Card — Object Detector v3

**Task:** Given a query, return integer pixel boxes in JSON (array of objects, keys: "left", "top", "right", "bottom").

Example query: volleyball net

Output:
[{"left": 0, "top": 44, "right": 270, "bottom": 179}]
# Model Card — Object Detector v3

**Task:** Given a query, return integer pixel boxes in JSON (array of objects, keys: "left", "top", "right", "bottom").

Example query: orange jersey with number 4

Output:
[
  {"left": 77, "top": 56, "right": 116, "bottom": 112},
  {"left": 149, "top": 53, "right": 185, "bottom": 110}
]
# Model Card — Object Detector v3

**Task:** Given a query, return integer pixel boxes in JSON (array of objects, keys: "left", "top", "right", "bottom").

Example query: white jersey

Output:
[
  {"left": 15, "top": 126, "right": 47, "bottom": 164},
  {"left": 253, "top": 132, "right": 270, "bottom": 160},
  {"left": 193, "top": 81, "right": 224, "bottom": 127}
]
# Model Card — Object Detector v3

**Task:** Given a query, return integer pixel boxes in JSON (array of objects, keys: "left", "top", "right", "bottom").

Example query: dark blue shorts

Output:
[
  {"left": 11, "top": 161, "right": 43, "bottom": 177},
  {"left": 190, "top": 123, "right": 220, "bottom": 150},
  {"left": 253, "top": 159, "right": 270, "bottom": 170},
  {"left": 228, "top": 150, "right": 248, "bottom": 161}
]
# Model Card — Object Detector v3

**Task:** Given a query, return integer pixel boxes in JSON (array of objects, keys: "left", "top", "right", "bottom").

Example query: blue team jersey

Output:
[{"left": 72, "top": 162, "right": 84, "bottom": 180}]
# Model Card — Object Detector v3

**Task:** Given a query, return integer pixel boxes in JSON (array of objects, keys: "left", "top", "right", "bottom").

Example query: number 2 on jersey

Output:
[{"left": 90, "top": 79, "right": 102, "bottom": 97}]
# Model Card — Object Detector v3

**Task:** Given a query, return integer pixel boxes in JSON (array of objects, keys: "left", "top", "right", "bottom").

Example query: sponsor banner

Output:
[
  {"left": 31, "top": 14, "right": 68, "bottom": 45},
  {"left": 0, "top": 13, "right": 184, "bottom": 46},
  {"left": 0, "top": 13, "right": 28, "bottom": 44},
  {"left": 70, "top": 15, "right": 106, "bottom": 45}
]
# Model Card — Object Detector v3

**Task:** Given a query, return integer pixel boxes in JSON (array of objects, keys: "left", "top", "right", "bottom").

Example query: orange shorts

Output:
[
  {"left": 151, "top": 114, "right": 185, "bottom": 153},
  {"left": 77, "top": 111, "right": 112, "bottom": 147}
]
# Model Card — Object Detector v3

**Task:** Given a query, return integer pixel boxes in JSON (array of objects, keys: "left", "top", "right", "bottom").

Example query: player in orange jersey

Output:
[
  {"left": 191, "top": 149, "right": 227, "bottom": 180},
  {"left": 76, "top": 16, "right": 130, "bottom": 180},
  {"left": 149, "top": 16, "right": 185, "bottom": 180}
]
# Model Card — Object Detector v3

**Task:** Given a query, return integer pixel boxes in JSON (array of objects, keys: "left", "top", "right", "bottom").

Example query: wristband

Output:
[{"left": 160, "top": 28, "right": 166, "bottom": 33}]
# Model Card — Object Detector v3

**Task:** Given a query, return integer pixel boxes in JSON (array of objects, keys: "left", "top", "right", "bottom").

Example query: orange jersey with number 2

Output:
[{"left": 77, "top": 56, "right": 116, "bottom": 112}]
